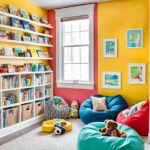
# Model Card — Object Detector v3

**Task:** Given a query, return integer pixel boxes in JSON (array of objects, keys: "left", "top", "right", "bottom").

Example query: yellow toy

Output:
[{"left": 41, "top": 119, "right": 72, "bottom": 133}]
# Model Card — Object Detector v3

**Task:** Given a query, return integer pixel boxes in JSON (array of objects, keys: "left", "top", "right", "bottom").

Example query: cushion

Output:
[
  {"left": 79, "top": 94, "right": 128, "bottom": 124},
  {"left": 117, "top": 100, "right": 149, "bottom": 136},
  {"left": 91, "top": 96, "right": 107, "bottom": 111},
  {"left": 78, "top": 122, "right": 144, "bottom": 150}
]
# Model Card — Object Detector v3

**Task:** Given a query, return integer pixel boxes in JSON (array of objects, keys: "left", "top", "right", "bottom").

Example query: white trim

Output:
[
  {"left": 55, "top": 4, "right": 95, "bottom": 89},
  {"left": 103, "top": 38, "right": 117, "bottom": 58},
  {"left": 102, "top": 72, "right": 121, "bottom": 89},
  {"left": 0, "top": 115, "right": 44, "bottom": 138},
  {"left": 128, "top": 63, "right": 145, "bottom": 84},
  {"left": 57, "top": 82, "right": 94, "bottom": 89},
  {"left": 55, "top": 4, "right": 95, "bottom": 18}
]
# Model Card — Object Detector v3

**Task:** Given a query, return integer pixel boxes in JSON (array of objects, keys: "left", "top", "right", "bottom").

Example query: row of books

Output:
[
  {"left": 3, "top": 95, "right": 17, "bottom": 106},
  {"left": 20, "top": 75, "right": 32, "bottom": 87},
  {"left": 0, "top": 29, "right": 51, "bottom": 45},
  {"left": 0, "top": 4, "right": 50, "bottom": 25},
  {"left": 0, "top": 48, "right": 51, "bottom": 58},
  {"left": 2, "top": 75, "right": 19, "bottom": 89},
  {"left": 21, "top": 88, "right": 33, "bottom": 102},
  {"left": 35, "top": 74, "right": 52, "bottom": 86},
  {"left": 0, "top": 63, "right": 52, "bottom": 73},
  {"left": 35, "top": 88, "right": 44, "bottom": 99}
]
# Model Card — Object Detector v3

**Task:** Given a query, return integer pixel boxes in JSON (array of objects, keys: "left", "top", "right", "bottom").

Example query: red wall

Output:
[{"left": 48, "top": 5, "right": 98, "bottom": 105}]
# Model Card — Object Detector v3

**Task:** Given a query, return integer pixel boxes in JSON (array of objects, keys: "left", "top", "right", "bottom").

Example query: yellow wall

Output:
[
  {"left": 98, "top": 0, "right": 149, "bottom": 105},
  {"left": 0, "top": 0, "right": 48, "bottom": 64}
]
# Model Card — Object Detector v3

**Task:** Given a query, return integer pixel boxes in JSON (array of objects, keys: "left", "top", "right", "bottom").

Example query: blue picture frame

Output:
[{"left": 127, "top": 29, "right": 143, "bottom": 48}]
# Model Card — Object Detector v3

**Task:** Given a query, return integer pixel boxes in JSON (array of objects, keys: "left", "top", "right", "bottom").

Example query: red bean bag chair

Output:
[{"left": 116, "top": 100, "right": 149, "bottom": 136}]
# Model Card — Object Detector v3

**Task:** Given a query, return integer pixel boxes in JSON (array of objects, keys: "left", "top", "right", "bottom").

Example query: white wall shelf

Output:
[
  {"left": 0, "top": 24, "right": 53, "bottom": 38},
  {"left": 0, "top": 56, "right": 53, "bottom": 60},
  {"left": 0, "top": 11, "right": 53, "bottom": 29},
  {"left": 0, "top": 39, "right": 53, "bottom": 47}
]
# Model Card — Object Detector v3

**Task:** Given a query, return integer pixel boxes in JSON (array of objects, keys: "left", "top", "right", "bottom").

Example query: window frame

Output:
[{"left": 55, "top": 4, "right": 95, "bottom": 89}]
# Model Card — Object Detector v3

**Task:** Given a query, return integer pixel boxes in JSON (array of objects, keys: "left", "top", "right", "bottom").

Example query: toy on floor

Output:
[
  {"left": 99, "top": 120, "right": 126, "bottom": 138},
  {"left": 41, "top": 119, "right": 72, "bottom": 135},
  {"left": 69, "top": 100, "right": 79, "bottom": 118},
  {"left": 54, "top": 121, "right": 67, "bottom": 135}
]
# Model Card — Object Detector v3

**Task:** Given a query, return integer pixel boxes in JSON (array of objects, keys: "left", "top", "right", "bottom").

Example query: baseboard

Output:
[
  {"left": 0, "top": 115, "right": 45, "bottom": 138},
  {"left": 148, "top": 133, "right": 150, "bottom": 144}
]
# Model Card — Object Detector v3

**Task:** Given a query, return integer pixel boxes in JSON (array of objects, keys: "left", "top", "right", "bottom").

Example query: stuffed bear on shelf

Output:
[{"left": 99, "top": 120, "right": 126, "bottom": 138}]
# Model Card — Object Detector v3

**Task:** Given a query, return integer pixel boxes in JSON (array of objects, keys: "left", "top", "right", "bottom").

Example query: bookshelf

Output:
[
  {"left": 0, "top": 71, "right": 53, "bottom": 137},
  {"left": 0, "top": 4, "right": 53, "bottom": 138}
]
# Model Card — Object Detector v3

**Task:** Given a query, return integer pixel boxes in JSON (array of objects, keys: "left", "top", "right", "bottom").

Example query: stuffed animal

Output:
[
  {"left": 69, "top": 100, "right": 79, "bottom": 118},
  {"left": 99, "top": 120, "right": 126, "bottom": 138},
  {"left": 54, "top": 121, "right": 67, "bottom": 135}
]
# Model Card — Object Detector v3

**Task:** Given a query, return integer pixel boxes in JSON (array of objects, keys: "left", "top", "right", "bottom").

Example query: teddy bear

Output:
[
  {"left": 99, "top": 120, "right": 126, "bottom": 138},
  {"left": 69, "top": 100, "right": 79, "bottom": 118}
]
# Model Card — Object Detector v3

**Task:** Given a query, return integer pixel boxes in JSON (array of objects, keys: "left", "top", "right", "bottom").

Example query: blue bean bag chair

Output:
[
  {"left": 79, "top": 94, "right": 128, "bottom": 124},
  {"left": 78, "top": 122, "right": 144, "bottom": 150}
]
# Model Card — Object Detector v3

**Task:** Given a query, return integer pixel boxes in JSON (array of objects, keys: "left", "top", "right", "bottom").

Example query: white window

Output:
[{"left": 56, "top": 5, "right": 94, "bottom": 89}]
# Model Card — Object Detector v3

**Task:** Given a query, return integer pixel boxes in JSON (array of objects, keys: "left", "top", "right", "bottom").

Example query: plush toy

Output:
[
  {"left": 54, "top": 121, "right": 67, "bottom": 135},
  {"left": 99, "top": 120, "right": 126, "bottom": 138},
  {"left": 69, "top": 100, "right": 79, "bottom": 118}
]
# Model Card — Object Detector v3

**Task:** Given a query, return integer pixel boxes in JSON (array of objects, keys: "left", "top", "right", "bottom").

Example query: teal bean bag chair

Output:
[{"left": 78, "top": 122, "right": 144, "bottom": 150}]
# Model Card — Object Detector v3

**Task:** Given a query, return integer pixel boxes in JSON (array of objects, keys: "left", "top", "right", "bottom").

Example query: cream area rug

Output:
[{"left": 0, "top": 119, "right": 150, "bottom": 150}]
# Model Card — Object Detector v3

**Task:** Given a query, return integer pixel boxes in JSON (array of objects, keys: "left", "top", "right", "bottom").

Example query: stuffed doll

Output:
[
  {"left": 69, "top": 100, "right": 79, "bottom": 119},
  {"left": 99, "top": 120, "right": 126, "bottom": 138}
]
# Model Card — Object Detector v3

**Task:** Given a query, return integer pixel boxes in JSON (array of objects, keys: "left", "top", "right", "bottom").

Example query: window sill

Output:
[{"left": 56, "top": 82, "right": 94, "bottom": 90}]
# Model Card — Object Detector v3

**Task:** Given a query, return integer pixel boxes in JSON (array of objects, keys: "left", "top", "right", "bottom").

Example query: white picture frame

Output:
[
  {"left": 127, "top": 29, "right": 143, "bottom": 48},
  {"left": 128, "top": 63, "right": 145, "bottom": 84},
  {"left": 103, "top": 38, "right": 117, "bottom": 58},
  {"left": 102, "top": 72, "right": 121, "bottom": 89}
]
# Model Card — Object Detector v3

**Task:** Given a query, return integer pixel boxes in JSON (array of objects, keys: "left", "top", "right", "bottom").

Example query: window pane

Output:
[
  {"left": 72, "top": 64, "right": 80, "bottom": 80},
  {"left": 63, "top": 22, "right": 71, "bottom": 32},
  {"left": 64, "top": 33, "right": 71, "bottom": 45},
  {"left": 80, "top": 19, "right": 89, "bottom": 31},
  {"left": 72, "top": 32, "right": 80, "bottom": 44},
  {"left": 72, "top": 47, "right": 80, "bottom": 63},
  {"left": 64, "top": 47, "right": 71, "bottom": 63},
  {"left": 72, "top": 20, "right": 80, "bottom": 32},
  {"left": 64, "top": 64, "right": 72, "bottom": 80},
  {"left": 80, "top": 31, "right": 89, "bottom": 44},
  {"left": 81, "top": 46, "right": 89, "bottom": 63},
  {"left": 81, "top": 64, "right": 89, "bottom": 81}
]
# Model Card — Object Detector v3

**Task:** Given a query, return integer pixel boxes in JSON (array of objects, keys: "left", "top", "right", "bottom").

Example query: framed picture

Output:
[
  {"left": 103, "top": 39, "right": 117, "bottom": 58},
  {"left": 128, "top": 64, "right": 145, "bottom": 84},
  {"left": 127, "top": 29, "right": 143, "bottom": 48},
  {"left": 103, "top": 72, "right": 121, "bottom": 89}
]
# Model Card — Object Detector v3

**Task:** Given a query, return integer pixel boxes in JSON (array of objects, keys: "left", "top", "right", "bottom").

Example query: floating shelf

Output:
[
  {"left": 0, "top": 39, "right": 53, "bottom": 47},
  {"left": 0, "top": 11, "right": 53, "bottom": 29},
  {"left": 0, "top": 56, "right": 53, "bottom": 60},
  {"left": 0, "top": 24, "right": 53, "bottom": 38}
]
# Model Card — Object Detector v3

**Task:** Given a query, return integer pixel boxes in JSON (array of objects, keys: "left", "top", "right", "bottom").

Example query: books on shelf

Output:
[
  {"left": 0, "top": 48, "right": 14, "bottom": 56},
  {"left": 20, "top": 75, "right": 32, "bottom": 87},
  {"left": 35, "top": 88, "right": 44, "bottom": 99},
  {"left": 0, "top": 29, "right": 8, "bottom": 39},
  {"left": 2, "top": 75, "right": 19, "bottom": 89},
  {"left": 0, "top": 63, "right": 52, "bottom": 73},
  {"left": 8, "top": 5, "right": 20, "bottom": 16},
  {"left": 3, "top": 95, "right": 17, "bottom": 106},
  {"left": 21, "top": 88, "right": 33, "bottom": 102},
  {"left": 20, "top": 9, "right": 29, "bottom": 19},
  {"left": 29, "top": 49, "right": 39, "bottom": 57}
]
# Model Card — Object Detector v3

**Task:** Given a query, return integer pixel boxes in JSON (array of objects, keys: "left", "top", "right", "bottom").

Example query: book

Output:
[
  {"left": 30, "top": 13, "right": 39, "bottom": 22},
  {"left": 0, "top": 15, "right": 8, "bottom": 25},
  {"left": 0, "top": 4, "right": 9, "bottom": 13},
  {"left": 3, "top": 48, "right": 14, "bottom": 56},
  {"left": 8, "top": 5, "right": 20, "bottom": 16},
  {"left": 13, "top": 48, "right": 23, "bottom": 57},
  {"left": 10, "top": 17, "right": 21, "bottom": 28},
  {"left": 36, "top": 50, "right": 43, "bottom": 57},
  {"left": 0, "top": 29, "right": 8, "bottom": 39},
  {"left": 29, "top": 49, "right": 38, "bottom": 57},
  {"left": 40, "top": 17, "right": 48, "bottom": 25},
  {"left": 20, "top": 9, "right": 29, "bottom": 19},
  {"left": 11, "top": 32, "right": 21, "bottom": 41}
]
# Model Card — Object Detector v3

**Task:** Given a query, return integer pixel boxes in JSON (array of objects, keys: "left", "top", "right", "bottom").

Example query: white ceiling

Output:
[{"left": 29, "top": 0, "right": 111, "bottom": 10}]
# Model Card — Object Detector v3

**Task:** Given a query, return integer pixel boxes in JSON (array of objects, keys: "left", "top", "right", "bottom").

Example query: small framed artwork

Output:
[
  {"left": 128, "top": 64, "right": 145, "bottom": 84},
  {"left": 103, "top": 39, "right": 117, "bottom": 58},
  {"left": 127, "top": 29, "right": 143, "bottom": 48},
  {"left": 103, "top": 72, "right": 121, "bottom": 89}
]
